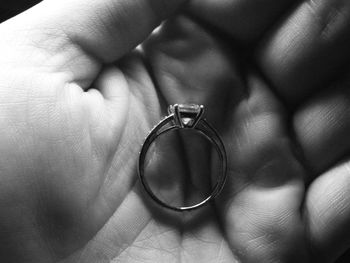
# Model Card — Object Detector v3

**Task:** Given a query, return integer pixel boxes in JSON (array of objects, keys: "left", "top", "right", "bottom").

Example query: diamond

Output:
[
  {"left": 168, "top": 104, "right": 204, "bottom": 128},
  {"left": 168, "top": 104, "right": 201, "bottom": 114}
]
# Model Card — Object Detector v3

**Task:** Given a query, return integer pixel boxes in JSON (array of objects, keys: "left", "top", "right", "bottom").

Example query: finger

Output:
[
  {"left": 257, "top": 0, "right": 350, "bottom": 105},
  {"left": 294, "top": 73, "right": 350, "bottom": 177},
  {"left": 4, "top": 0, "right": 187, "bottom": 63},
  {"left": 187, "top": 0, "right": 297, "bottom": 43},
  {"left": 221, "top": 73, "right": 308, "bottom": 262},
  {"left": 304, "top": 161, "right": 350, "bottom": 263}
]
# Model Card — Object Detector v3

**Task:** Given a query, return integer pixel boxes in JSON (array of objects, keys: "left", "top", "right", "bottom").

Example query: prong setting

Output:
[{"left": 168, "top": 104, "right": 204, "bottom": 128}]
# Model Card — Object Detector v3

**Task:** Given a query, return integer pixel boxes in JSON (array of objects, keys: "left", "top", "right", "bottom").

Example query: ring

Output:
[{"left": 138, "top": 104, "right": 227, "bottom": 212}]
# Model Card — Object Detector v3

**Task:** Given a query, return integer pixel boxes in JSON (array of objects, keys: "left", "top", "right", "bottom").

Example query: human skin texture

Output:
[{"left": 0, "top": 0, "right": 350, "bottom": 262}]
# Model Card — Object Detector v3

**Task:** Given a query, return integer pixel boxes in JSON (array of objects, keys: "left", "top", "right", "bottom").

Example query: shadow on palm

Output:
[{"left": 94, "top": 14, "right": 308, "bottom": 262}]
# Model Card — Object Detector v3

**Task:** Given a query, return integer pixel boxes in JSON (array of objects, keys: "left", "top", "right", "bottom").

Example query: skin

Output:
[{"left": 0, "top": 0, "right": 350, "bottom": 262}]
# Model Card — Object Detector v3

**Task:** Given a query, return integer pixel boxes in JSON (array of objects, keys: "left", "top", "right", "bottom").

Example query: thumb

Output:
[{"left": 7, "top": 0, "right": 187, "bottom": 62}]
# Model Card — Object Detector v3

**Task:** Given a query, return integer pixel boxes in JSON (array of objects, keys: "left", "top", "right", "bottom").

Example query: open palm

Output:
[{"left": 1, "top": 0, "right": 350, "bottom": 262}]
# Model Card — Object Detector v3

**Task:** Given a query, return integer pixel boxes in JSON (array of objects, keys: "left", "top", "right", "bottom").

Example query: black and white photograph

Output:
[{"left": 0, "top": 0, "right": 350, "bottom": 262}]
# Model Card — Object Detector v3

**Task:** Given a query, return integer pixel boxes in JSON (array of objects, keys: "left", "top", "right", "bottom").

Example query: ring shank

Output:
[{"left": 138, "top": 115, "right": 227, "bottom": 212}]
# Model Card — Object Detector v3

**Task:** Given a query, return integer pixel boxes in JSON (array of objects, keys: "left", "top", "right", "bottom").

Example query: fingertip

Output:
[{"left": 305, "top": 162, "right": 350, "bottom": 262}]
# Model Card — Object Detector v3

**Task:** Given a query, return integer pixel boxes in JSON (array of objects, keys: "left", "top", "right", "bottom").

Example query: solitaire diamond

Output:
[
  {"left": 168, "top": 104, "right": 204, "bottom": 127},
  {"left": 169, "top": 104, "right": 201, "bottom": 114}
]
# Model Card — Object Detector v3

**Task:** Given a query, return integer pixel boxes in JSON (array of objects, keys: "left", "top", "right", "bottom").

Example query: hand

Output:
[
  {"left": 0, "top": 0, "right": 189, "bottom": 261},
  {"left": 188, "top": 0, "right": 350, "bottom": 262},
  {"left": 0, "top": 0, "right": 350, "bottom": 263}
]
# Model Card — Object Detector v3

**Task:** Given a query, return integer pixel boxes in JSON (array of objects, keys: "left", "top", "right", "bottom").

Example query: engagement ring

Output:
[{"left": 138, "top": 104, "right": 227, "bottom": 212}]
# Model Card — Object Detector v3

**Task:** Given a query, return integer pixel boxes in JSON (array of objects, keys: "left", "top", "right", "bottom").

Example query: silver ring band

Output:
[{"left": 138, "top": 104, "right": 227, "bottom": 212}]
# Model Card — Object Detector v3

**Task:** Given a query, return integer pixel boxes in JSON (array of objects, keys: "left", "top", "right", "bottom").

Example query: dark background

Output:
[
  {"left": 0, "top": 0, "right": 40, "bottom": 22},
  {"left": 0, "top": 1, "right": 350, "bottom": 263}
]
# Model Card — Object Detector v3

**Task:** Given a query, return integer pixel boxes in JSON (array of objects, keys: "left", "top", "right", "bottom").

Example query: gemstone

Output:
[
  {"left": 168, "top": 104, "right": 201, "bottom": 114},
  {"left": 168, "top": 104, "right": 203, "bottom": 127}
]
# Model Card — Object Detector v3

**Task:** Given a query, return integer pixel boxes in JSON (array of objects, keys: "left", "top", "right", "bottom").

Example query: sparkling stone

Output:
[
  {"left": 168, "top": 104, "right": 203, "bottom": 127},
  {"left": 182, "top": 117, "right": 193, "bottom": 126},
  {"left": 169, "top": 104, "right": 201, "bottom": 114}
]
